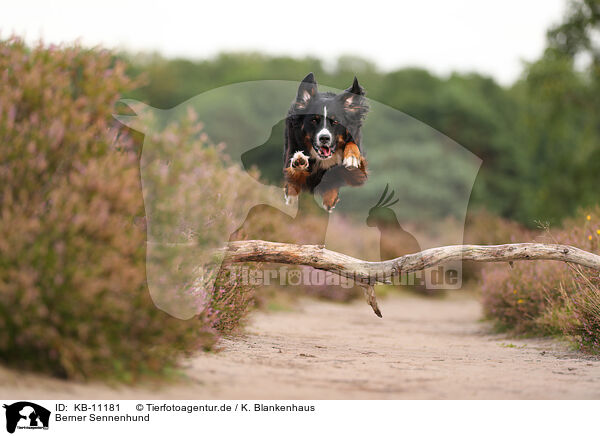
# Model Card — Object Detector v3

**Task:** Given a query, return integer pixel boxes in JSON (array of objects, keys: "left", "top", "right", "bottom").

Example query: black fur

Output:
[{"left": 284, "top": 73, "right": 369, "bottom": 199}]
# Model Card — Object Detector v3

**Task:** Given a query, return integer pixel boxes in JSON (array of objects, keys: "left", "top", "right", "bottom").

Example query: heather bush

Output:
[
  {"left": 551, "top": 209, "right": 600, "bottom": 351},
  {"left": 481, "top": 260, "right": 573, "bottom": 335},
  {"left": 561, "top": 276, "right": 600, "bottom": 352},
  {"left": 129, "top": 108, "right": 265, "bottom": 329},
  {"left": 480, "top": 207, "right": 600, "bottom": 352},
  {"left": 0, "top": 38, "right": 259, "bottom": 380}
]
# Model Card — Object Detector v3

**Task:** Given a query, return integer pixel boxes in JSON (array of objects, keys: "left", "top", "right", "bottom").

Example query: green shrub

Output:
[{"left": 127, "top": 108, "right": 266, "bottom": 332}]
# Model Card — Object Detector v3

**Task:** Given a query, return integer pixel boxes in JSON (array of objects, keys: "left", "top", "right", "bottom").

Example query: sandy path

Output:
[{"left": 2, "top": 293, "right": 600, "bottom": 399}]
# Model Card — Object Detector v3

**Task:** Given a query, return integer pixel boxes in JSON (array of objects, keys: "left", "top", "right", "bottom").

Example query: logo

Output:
[{"left": 3, "top": 402, "right": 50, "bottom": 434}]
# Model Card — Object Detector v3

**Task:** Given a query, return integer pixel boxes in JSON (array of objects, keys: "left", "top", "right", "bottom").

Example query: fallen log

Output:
[{"left": 223, "top": 240, "right": 600, "bottom": 317}]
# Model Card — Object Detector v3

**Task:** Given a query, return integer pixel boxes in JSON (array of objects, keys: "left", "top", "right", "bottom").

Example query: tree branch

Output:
[{"left": 223, "top": 240, "right": 600, "bottom": 317}]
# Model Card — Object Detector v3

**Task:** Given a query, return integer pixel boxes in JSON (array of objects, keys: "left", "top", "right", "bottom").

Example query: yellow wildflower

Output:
[
  {"left": 597, "top": 229, "right": 600, "bottom": 235},
  {"left": 517, "top": 299, "right": 524, "bottom": 304},
  {"left": 589, "top": 235, "right": 593, "bottom": 241},
  {"left": 513, "top": 289, "right": 517, "bottom": 295},
  {"left": 587, "top": 214, "right": 592, "bottom": 221}
]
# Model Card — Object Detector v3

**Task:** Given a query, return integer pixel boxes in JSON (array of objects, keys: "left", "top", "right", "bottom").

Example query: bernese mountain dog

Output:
[{"left": 283, "top": 73, "right": 369, "bottom": 212}]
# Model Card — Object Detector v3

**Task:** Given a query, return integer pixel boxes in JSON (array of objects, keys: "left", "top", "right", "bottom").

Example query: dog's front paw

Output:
[
  {"left": 343, "top": 155, "right": 360, "bottom": 168},
  {"left": 290, "top": 151, "right": 310, "bottom": 170},
  {"left": 343, "top": 142, "right": 361, "bottom": 168}
]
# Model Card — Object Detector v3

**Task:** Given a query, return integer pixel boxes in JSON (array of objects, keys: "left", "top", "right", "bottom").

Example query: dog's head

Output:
[{"left": 289, "top": 73, "right": 368, "bottom": 160}]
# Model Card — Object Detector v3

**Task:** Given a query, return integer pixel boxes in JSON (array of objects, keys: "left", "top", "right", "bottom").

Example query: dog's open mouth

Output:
[{"left": 316, "top": 145, "right": 332, "bottom": 158}]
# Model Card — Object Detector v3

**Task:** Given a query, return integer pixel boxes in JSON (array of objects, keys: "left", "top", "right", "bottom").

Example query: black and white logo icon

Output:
[{"left": 3, "top": 402, "right": 50, "bottom": 434}]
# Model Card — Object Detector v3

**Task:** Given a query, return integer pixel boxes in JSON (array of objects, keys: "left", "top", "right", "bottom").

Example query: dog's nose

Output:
[{"left": 319, "top": 134, "right": 331, "bottom": 144}]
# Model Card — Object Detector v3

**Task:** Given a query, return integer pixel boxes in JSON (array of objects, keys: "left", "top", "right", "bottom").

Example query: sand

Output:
[{"left": 2, "top": 293, "right": 600, "bottom": 399}]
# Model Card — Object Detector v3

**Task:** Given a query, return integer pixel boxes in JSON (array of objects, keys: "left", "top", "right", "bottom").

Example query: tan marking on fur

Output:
[
  {"left": 304, "top": 134, "right": 312, "bottom": 149},
  {"left": 343, "top": 161, "right": 368, "bottom": 186},
  {"left": 342, "top": 141, "right": 362, "bottom": 169},
  {"left": 321, "top": 188, "right": 339, "bottom": 211},
  {"left": 284, "top": 163, "right": 310, "bottom": 201},
  {"left": 344, "top": 142, "right": 361, "bottom": 160},
  {"left": 359, "top": 156, "right": 368, "bottom": 173},
  {"left": 285, "top": 182, "right": 300, "bottom": 196},
  {"left": 285, "top": 166, "right": 309, "bottom": 185}
]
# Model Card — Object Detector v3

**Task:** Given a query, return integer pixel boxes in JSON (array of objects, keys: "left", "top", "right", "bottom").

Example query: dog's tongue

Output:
[{"left": 321, "top": 146, "right": 331, "bottom": 157}]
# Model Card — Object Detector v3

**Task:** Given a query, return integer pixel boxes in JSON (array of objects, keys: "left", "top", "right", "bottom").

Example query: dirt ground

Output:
[{"left": 2, "top": 292, "right": 600, "bottom": 399}]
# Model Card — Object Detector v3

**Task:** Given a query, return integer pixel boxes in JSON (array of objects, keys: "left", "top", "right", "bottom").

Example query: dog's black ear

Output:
[
  {"left": 295, "top": 73, "right": 317, "bottom": 109},
  {"left": 340, "top": 77, "right": 367, "bottom": 115},
  {"left": 347, "top": 76, "right": 365, "bottom": 96}
]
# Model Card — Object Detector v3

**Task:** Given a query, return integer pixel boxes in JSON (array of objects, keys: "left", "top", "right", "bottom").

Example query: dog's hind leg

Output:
[{"left": 321, "top": 188, "right": 339, "bottom": 212}]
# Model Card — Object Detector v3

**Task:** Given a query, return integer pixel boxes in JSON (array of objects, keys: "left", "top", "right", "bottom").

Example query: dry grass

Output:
[{"left": 480, "top": 206, "right": 600, "bottom": 352}]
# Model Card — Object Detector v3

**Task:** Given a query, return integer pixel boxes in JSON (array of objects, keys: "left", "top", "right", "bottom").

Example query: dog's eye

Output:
[
  {"left": 311, "top": 116, "right": 319, "bottom": 124},
  {"left": 331, "top": 120, "right": 339, "bottom": 125}
]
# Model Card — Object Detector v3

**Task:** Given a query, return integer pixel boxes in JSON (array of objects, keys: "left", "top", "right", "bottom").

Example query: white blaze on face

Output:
[{"left": 316, "top": 106, "right": 331, "bottom": 146}]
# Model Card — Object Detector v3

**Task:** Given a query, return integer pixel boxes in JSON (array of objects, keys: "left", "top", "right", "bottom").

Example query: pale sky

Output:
[{"left": 2, "top": 0, "right": 567, "bottom": 84}]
